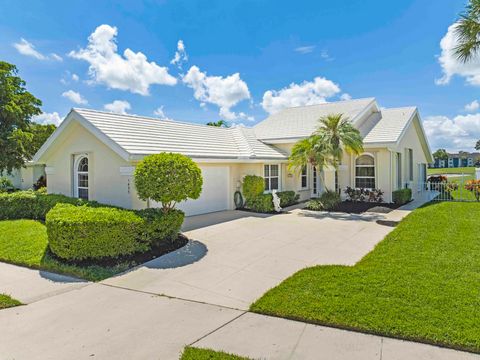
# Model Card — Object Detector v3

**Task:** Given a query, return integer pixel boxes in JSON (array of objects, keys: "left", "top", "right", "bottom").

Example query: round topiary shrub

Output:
[
  {"left": 134, "top": 153, "right": 203, "bottom": 212},
  {"left": 46, "top": 204, "right": 149, "bottom": 261}
]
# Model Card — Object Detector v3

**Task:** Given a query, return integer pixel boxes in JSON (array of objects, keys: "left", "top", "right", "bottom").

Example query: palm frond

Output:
[{"left": 454, "top": 0, "right": 480, "bottom": 63}]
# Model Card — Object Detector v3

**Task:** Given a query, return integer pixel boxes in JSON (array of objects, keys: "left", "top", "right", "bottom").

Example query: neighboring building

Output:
[
  {"left": 1, "top": 162, "right": 45, "bottom": 190},
  {"left": 432, "top": 152, "right": 480, "bottom": 168},
  {"left": 33, "top": 98, "right": 432, "bottom": 216}
]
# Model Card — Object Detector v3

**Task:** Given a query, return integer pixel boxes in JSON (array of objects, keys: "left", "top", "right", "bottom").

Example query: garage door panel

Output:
[{"left": 153, "top": 166, "right": 229, "bottom": 216}]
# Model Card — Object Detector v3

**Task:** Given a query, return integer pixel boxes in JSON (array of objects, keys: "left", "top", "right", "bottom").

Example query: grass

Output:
[
  {"left": 251, "top": 202, "right": 480, "bottom": 352},
  {"left": 180, "top": 347, "right": 250, "bottom": 360},
  {"left": 0, "top": 220, "right": 136, "bottom": 281},
  {"left": 428, "top": 167, "right": 477, "bottom": 200},
  {"left": 0, "top": 294, "right": 22, "bottom": 309},
  {"left": 428, "top": 167, "right": 476, "bottom": 175}
]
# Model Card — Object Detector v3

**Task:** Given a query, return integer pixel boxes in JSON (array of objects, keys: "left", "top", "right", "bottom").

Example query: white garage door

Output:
[{"left": 175, "top": 166, "right": 230, "bottom": 216}]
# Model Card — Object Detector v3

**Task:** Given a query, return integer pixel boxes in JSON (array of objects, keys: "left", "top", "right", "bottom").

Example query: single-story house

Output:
[
  {"left": 33, "top": 97, "right": 432, "bottom": 216},
  {"left": 1, "top": 162, "right": 45, "bottom": 190}
]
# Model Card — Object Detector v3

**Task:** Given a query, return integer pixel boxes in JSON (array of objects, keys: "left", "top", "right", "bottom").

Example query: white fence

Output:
[{"left": 414, "top": 177, "right": 480, "bottom": 202}]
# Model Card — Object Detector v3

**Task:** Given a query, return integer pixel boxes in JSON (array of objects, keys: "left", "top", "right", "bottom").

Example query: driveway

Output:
[{"left": 103, "top": 208, "right": 394, "bottom": 310}]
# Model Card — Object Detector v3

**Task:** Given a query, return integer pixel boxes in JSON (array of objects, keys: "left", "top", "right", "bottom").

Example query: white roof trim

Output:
[{"left": 33, "top": 109, "right": 131, "bottom": 163}]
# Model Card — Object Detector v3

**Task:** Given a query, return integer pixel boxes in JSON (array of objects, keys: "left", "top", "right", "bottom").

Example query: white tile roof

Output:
[
  {"left": 362, "top": 107, "right": 417, "bottom": 144},
  {"left": 253, "top": 98, "right": 376, "bottom": 140},
  {"left": 73, "top": 109, "right": 287, "bottom": 160}
]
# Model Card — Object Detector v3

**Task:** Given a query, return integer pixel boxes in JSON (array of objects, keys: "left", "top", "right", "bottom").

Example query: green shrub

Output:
[
  {"left": 46, "top": 204, "right": 150, "bottom": 261},
  {"left": 0, "top": 177, "right": 14, "bottom": 193},
  {"left": 305, "top": 199, "right": 324, "bottom": 211},
  {"left": 277, "top": 191, "right": 299, "bottom": 207},
  {"left": 136, "top": 208, "right": 185, "bottom": 247},
  {"left": 134, "top": 153, "right": 202, "bottom": 211},
  {"left": 242, "top": 175, "right": 265, "bottom": 204},
  {"left": 392, "top": 188, "right": 412, "bottom": 205},
  {"left": 248, "top": 193, "right": 274, "bottom": 213},
  {"left": 46, "top": 204, "right": 185, "bottom": 261},
  {"left": 0, "top": 190, "right": 93, "bottom": 220},
  {"left": 318, "top": 189, "right": 341, "bottom": 210}
]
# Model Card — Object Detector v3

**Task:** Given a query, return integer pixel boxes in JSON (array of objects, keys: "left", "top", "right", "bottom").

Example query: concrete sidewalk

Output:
[
  {"left": 193, "top": 312, "right": 479, "bottom": 360},
  {"left": 0, "top": 262, "right": 87, "bottom": 303}
]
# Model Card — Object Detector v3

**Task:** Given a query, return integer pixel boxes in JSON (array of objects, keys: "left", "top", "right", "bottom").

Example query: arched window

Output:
[
  {"left": 75, "top": 156, "right": 89, "bottom": 200},
  {"left": 355, "top": 154, "right": 375, "bottom": 189}
]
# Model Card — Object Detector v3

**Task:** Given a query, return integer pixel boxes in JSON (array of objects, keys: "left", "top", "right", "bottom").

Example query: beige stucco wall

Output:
[
  {"left": 42, "top": 122, "right": 132, "bottom": 209},
  {"left": 2, "top": 164, "right": 45, "bottom": 190}
]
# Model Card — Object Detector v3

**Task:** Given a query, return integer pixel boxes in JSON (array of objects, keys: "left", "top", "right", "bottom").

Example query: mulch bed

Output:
[
  {"left": 48, "top": 234, "right": 189, "bottom": 268},
  {"left": 329, "top": 201, "right": 402, "bottom": 214}
]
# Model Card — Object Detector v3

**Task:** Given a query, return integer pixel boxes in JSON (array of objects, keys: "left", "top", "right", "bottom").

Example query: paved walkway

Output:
[
  {"left": 103, "top": 208, "right": 394, "bottom": 309},
  {"left": 1, "top": 195, "right": 478, "bottom": 359},
  {"left": 0, "top": 262, "right": 87, "bottom": 303}
]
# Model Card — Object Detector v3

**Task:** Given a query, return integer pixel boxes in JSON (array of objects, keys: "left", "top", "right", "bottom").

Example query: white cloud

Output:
[
  {"left": 436, "top": 23, "right": 480, "bottom": 86},
  {"left": 50, "top": 53, "right": 63, "bottom": 61},
  {"left": 72, "top": 73, "right": 79, "bottom": 81},
  {"left": 294, "top": 45, "right": 315, "bottom": 54},
  {"left": 182, "top": 65, "right": 251, "bottom": 120},
  {"left": 340, "top": 93, "right": 352, "bottom": 101},
  {"left": 320, "top": 49, "right": 334, "bottom": 61},
  {"left": 32, "top": 112, "right": 62, "bottom": 126},
  {"left": 261, "top": 76, "right": 341, "bottom": 114},
  {"left": 153, "top": 105, "right": 169, "bottom": 119},
  {"left": 69, "top": 24, "right": 177, "bottom": 95},
  {"left": 104, "top": 100, "right": 131, "bottom": 114},
  {"left": 13, "top": 38, "right": 62, "bottom": 61},
  {"left": 465, "top": 100, "right": 480, "bottom": 112},
  {"left": 423, "top": 113, "right": 480, "bottom": 151},
  {"left": 13, "top": 38, "right": 46, "bottom": 60},
  {"left": 170, "top": 40, "right": 188, "bottom": 69},
  {"left": 62, "top": 90, "right": 88, "bottom": 105}
]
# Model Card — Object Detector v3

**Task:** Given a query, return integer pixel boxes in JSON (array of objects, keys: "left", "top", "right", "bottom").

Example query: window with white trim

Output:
[
  {"left": 76, "top": 156, "right": 89, "bottom": 200},
  {"left": 264, "top": 164, "right": 279, "bottom": 191},
  {"left": 301, "top": 166, "right": 308, "bottom": 189},
  {"left": 355, "top": 154, "right": 375, "bottom": 189}
]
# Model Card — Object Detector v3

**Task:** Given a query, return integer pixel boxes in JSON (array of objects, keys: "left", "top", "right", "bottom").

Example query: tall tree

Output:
[
  {"left": 454, "top": 0, "right": 480, "bottom": 62},
  {"left": 475, "top": 139, "right": 480, "bottom": 151},
  {"left": 315, "top": 113, "right": 364, "bottom": 168},
  {"left": 206, "top": 120, "right": 229, "bottom": 127},
  {"left": 288, "top": 135, "right": 329, "bottom": 172},
  {"left": 288, "top": 113, "right": 363, "bottom": 174},
  {"left": 0, "top": 61, "right": 42, "bottom": 172},
  {"left": 14, "top": 123, "right": 57, "bottom": 159},
  {"left": 433, "top": 148, "right": 449, "bottom": 161}
]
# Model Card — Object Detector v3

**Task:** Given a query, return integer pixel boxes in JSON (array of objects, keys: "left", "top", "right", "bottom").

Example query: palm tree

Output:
[
  {"left": 315, "top": 113, "right": 364, "bottom": 168},
  {"left": 288, "top": 135, "right": 329, "bottom": 172},
  {"left": 288, "top": 113, "right": 363, "bottom": 193},
  {"left": 206, "top": 120, "right": 229, "bottom": 127},
  {"left": 454, "top": 0, "right": 480, "bottom": 62}
]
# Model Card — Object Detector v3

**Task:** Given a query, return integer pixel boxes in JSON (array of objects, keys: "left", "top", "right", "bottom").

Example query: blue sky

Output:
[{"left": 0, "top": 0, "right": 477, "bottom": 151}]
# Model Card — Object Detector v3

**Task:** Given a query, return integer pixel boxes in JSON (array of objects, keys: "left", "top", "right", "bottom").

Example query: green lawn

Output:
[
  {"left": 0, "top": 220, "right": 135, "bottom": 281},
  {"left": 180, "top": 347, "right": 250, "bottom": 360},
  {"left": 0, "top": 294, "right": 22, "bottom": 309},
  {"left": 251, "top": 202, "right": 480, "bottom": 352},
  {"left": 428, "top": 167, "right": 475, "bottom": 175}
]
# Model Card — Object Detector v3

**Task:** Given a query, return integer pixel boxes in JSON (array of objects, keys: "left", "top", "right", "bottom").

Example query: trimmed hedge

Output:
[
  {"left": 136, "top": 208, "right": 185, "bottom": 248},
  {"left": 248, "top": 193, "right": 274, "bottom": 213},
  {"left": 242, "top": 175, "right": 265, "bottom": 204},
  {"left": 46, "top": 204, "right": 184, "bottom": 261},
  {"left": 392, "top": 188, "right": 412, "bottom": 205},
  {"left": 277, "top": 191, "right": 300, "bottom": 208},
  {"left": 0, "top": 190, "right": 97, "bottom": 220},
  {"left": 244, "top": 190, "right": 299, "bottom": 213}
]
